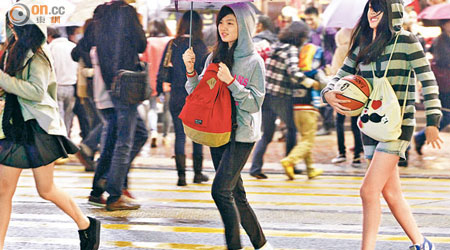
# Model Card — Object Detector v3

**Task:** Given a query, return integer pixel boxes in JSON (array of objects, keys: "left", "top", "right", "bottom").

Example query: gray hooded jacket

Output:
[{"left": 186, "top": 3, "right": 265, "bottom": 143}]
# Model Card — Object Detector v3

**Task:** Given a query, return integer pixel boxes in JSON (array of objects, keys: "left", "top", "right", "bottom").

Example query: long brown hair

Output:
[
  {"left": 176, "top": 11, "right": 203, "bottom": 41},
  {"left": 348, "top": 0, "right": 396, "bottom": 66}
]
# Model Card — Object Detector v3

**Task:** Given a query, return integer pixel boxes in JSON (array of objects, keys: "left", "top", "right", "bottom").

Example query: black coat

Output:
[{"left": 93, "top": 1, "right": 146, "bottom": 89}]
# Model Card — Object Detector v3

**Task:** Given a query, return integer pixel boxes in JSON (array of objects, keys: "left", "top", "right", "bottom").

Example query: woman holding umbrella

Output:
[
  {"left": 322, "top": 0, "right": 442, "bottom": 249},
  {"left": 183, "top": 3, "right": 273, "bottom": 250}
]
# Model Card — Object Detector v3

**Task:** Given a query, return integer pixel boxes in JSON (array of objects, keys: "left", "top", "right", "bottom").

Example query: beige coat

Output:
[{"left": 0, "top": 38, "right": 67, "bottom": 139}]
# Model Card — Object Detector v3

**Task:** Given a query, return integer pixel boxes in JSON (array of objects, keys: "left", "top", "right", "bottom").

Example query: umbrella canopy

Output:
[
  {"left": 171, "top": 0, "right": 254, "bottom": 47},
  {"left": 322, "top": 0, "right": 414, "bottom": 29},
  {"left": 418, "top": 3, "right": 450, "bottom": 20}
]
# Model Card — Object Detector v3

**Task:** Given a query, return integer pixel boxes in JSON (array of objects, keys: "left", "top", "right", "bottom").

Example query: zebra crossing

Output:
[{"left": 4, "top": 164, "right": 450, "bottom": 250}]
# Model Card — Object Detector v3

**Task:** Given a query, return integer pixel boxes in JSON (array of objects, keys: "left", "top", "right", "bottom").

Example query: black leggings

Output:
[{"left": 210, "top": 141, "right": 266, "bottom": 250}]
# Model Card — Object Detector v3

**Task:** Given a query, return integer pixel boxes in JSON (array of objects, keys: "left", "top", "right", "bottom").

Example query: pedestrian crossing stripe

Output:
[
  {"left": 5, "top": 237, "right": 311, "bottom": 250},
  {"left": 8, "top": 221, "right": 450, "bottom": 243}
]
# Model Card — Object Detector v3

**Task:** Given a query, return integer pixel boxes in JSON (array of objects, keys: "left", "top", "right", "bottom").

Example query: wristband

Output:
[
  {"left": 186, "top": 70, "right": 196, "bottom": 77},
  {"left": 226, "top": 76, "right": 236, "bottom": 86}
]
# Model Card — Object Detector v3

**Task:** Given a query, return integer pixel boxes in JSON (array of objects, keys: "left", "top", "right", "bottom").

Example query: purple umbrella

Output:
[{"left": 174, "top": 0, "right": 254, "bottom": 47}]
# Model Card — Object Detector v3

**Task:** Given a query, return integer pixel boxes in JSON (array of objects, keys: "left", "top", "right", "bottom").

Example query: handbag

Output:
[
  {"left": 110, "top": 61, "right": 151, "bottom": 105},
  {"left": 357, "top": 34, "right": 412, "bottom": 142},
  {"left": 157, "top": 39, "right": 174, "bottom": 85}
]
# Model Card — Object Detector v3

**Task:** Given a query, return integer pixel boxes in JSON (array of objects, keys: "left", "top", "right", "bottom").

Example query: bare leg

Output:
[
  {"left": 360, "top": 151, "right": 399, "bottom": 250},
  {"left": 0, "top": 165, "right": 22, "bottom": 250},
  {"left": 32, "top": 163, "right": 89, "bottom": 230},
  {"left": 382, "top": 166, "right": 423, "bottom": 245}
]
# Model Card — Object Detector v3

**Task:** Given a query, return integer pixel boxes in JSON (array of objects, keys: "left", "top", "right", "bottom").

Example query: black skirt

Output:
[{"left": 0, "top": 120, "right": 79, "bottom": 169}]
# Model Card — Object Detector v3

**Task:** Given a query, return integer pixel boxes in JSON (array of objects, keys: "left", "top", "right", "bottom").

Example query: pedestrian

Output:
[
  {"left": 322, "top": 0, "right": 442, "bottom": 249},
  {"left": 87, "top": 0, "right": 148, "bottom": 211},
  {"left": 157, "top": 11, "right": 209, "bottom": 186},
  {"left": 140, "top": 18, "right": 173, "bottom": 148},
  {"left": 304, "top": 6, "right": 337, "bottom": 136},
  {"left": 0, "top": 15, "right": 100, "bottom": 250},
  {"left": 276, "top": 21, "right": 324, "bottom": 180},
  {"left": 249, "top": 18, "right": 300, "bottom": 180},
  {"left": 329, "top": 28, "right": 364, "bottom": 168},
  {"left": 48, "top": 26, "right": 79, "bottom": 138},
  {"left": 71, "top": 19, "right": 104, "bottom": 172},
  {"left": 183, "top": 3, "right": 273, "bottom": 249},
  {"left": 414, "top": 19, "right": 450, "bottom": 155}
]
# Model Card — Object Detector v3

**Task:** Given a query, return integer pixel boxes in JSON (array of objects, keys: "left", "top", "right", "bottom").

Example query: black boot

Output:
[
  {"left": 175, "top": 154, "right": 187, "bottom": 186},
  {"left": 193, "top": 155, "right": 209, "bottom": 184}
]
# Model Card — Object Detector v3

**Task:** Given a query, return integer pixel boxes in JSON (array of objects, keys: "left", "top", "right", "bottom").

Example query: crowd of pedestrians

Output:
[{"left": 0, "top": 0, "right": 448, "bottom": 249}]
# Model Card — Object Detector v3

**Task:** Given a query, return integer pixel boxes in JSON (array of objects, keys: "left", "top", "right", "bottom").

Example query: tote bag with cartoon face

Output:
[{"left": 357, "top": 35, "right": 411, "bottom": 142}]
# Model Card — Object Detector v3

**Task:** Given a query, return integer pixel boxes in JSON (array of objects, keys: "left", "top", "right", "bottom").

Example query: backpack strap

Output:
[
  {"left": 384, "top": 34, "right": 400, "bottom": 78},
  {"left": 400, "top": 68, "right": 413, "bottom": 119}
]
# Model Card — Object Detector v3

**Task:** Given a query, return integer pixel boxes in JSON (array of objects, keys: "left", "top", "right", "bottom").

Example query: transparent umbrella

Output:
[{"left": 173, "top": 0, "right": 254, "bottom": 47}]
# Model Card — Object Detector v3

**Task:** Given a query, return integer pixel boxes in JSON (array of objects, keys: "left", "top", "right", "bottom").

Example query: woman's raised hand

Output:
[
  {"left": 324, "top": 90, "right": 351, "bottom": 115},
  {"left": 182, "top": 47, "right": 195, "bottom": 73},
  {"left": 217, "top": 63, "right": 234, "bottom": 84}
]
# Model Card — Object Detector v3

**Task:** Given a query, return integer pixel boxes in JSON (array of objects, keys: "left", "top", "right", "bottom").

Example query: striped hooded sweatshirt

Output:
[{"left": 321, "top": 0, "right": 442, "bottom": 142}]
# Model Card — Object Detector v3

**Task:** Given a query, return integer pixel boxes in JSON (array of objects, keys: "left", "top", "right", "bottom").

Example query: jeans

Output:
[
  {"left": 415, "top": 109, "right": 450, "bottom": 146},
  {"left": 250, "top": 94, "right": 297, "bottom": 175},
  {"left": 81, "top": 98, "right": 103, "bottom": 153},
  {"left": 162, "top": 92, "right": 172, "bottom": 137},
  {"left": 284, "top": 111, "right": 318, "bottom": 167},
  {"left": 319, "top": 104, "right": 335, "bottom": 131},
  {"left": 335, "top": 113, "right": 363, "bottom": 158},
  {"left": 90, "top": 101, "right": 148, "bottom": 203},
  {"left": 210, "top": 141, "right": 266, "bottom": 250},
  {"left": 170, "top": 106, "right": 202, "bottom": 157},
  {"left": 57, "top": 85, "right": 75, "bottom": 136}
]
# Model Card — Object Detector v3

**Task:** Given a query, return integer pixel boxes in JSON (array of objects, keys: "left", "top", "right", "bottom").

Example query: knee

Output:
[
  {"left": 382, "top": 188, "right": 403, "bottom": 203},
  {"left": 37, "top": 185, "right": 55, "bottom": 201},
  {"left": 360, "top": 185, "right": 380, "bottom": 203},
  {"left": 0, "top": 179, "right": 14, "bottom": 199},
  {"left": 211, "top": 185, "right": 229, "bottom": 203}
]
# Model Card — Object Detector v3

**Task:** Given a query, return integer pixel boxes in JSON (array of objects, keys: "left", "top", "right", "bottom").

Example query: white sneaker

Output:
[
  {"left": 256, "top": 242, "right": 274, "bottom": 250},
  {"left": 331, "top": 154, "right": 346, "bottom": 164}
]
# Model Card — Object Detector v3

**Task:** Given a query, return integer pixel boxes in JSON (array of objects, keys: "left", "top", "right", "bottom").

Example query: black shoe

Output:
[
  {"left": 78, "top": 217, "right": 101, "bottom": 250},
  {"left": 193, "top": 173, "right": 209, "bottom": 183},
  {"left": 151, "top": 138, "right": 157, "bottom": 148},
  {"left": 250, "top": 173, "right": 268, "bottom": 179},
  {"left": 293, "top": 168, "right": 303, "bottom": 175},
  {"left": 413, "top": 136, "right": 423, "bottom": 155},
  {"left": 177, "top": 176, "right": 187, "bottom": 186}
]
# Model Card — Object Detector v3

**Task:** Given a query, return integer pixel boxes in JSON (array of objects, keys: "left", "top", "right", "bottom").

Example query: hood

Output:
[
  {"left": 225, "top": 3, "right": 256, "bottom": 58},
  {"left": 6, "top": 0, "right": 47, "bottom": 42},
  {"left": 253, "top": 30, "right": 277, "bottom": 44},
  {"left": 389, "top": 0, "right": 405, "bottom": 33}
]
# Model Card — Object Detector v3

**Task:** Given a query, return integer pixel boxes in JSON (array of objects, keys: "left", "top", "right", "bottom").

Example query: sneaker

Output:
[
  {"left": 250, "top": 173, "right": 268, "bottom": 179},
  {"left": 256, "top": 242, "right": 274, "bottom": 250},
  {"left": 78, "top": 216, "right": 101, "bottom": 250},
  {"left": 280, "top": 158, "right": 295, "bottom": 180},
  {"left": 106, "top": 196, "right": 141, "bottom": 211},
  {"left": 307, "top": 167, "right": 323, "bottom": 179},
  {"left": 409, "top": 237, "right": 435, "bottom": 250},
  {"left": 331, "top": 154, "right": 346, "bottom": 164},
  {"left": 316, "top": 127, "right": 331, "bottom": 136},
  {"left": 122, "top": 189, "right": 136, "bottom": 200},
  {"left": 88, "top": 195, "right": 106, "bottom": 207},
  {"left": 351, "top": 158, "right": 363, "bottom": 168}
]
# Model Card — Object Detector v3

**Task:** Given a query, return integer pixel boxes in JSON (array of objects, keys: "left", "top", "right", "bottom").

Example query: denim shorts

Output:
[{"left": 362, "top": 133, "right": 410, "bottom": 160}]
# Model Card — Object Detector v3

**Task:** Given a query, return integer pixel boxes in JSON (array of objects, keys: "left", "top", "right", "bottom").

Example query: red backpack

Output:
[{"left": 179, "top": 63, "right": 233, "bottom": 147}]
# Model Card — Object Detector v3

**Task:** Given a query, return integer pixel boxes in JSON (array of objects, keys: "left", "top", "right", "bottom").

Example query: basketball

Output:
[{"left": 334, "top": 75, "right": 372, "bottom": 116}]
